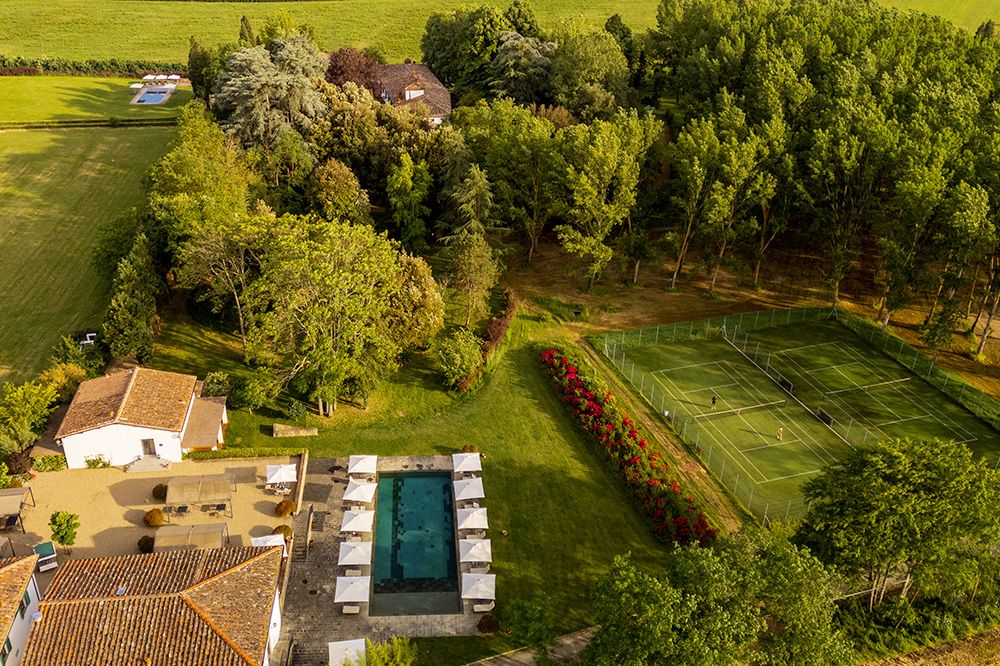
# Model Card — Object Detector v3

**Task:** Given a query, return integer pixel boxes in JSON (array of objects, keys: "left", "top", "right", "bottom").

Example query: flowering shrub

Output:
[{"left": 540, "top": 347, "right": 716, "bottom": 545}]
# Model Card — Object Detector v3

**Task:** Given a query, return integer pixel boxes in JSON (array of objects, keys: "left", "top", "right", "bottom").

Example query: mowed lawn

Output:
[
  {"left": 883, "top": 0, "right": 996, "bottom": 29},
  {"left": 152, "top": 316, "right": 669, "bottom": 663},
  {"left": 0, "top": 0, "right": 658, "bottom": 64},
  {"left": 0, "top": 127, "right": 174, "bottom": 380},
  {"left": 0, "top": 76, "right": 193, "bottom": 123}
]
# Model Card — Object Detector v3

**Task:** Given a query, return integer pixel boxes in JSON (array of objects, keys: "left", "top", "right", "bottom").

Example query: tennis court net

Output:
[{"left": 693, "top": 399, "right": 787, "bottom": 421}]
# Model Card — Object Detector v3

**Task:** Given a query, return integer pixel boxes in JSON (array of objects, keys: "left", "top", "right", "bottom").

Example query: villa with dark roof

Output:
[
  {"left": 21, "top": 547, "right": 282, "bottom": 666},
  {"left": 379, "top": 63, "right": 452, "bottom": 126},
  {"left": 55, "top": 367, "right": 227, "bottom": 469}
]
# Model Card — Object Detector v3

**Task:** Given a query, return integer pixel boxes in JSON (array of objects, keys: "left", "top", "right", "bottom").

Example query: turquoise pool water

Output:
[{"left": 370, "top": 472, "right": 460, "bottom": 615}]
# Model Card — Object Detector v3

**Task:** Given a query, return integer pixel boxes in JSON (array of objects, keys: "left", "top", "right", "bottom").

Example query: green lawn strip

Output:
[
  {"left": 153, "top": 315, "right": 668, "bottom": 659},
  {"left": 0, "top": 0, "right": 658, "bottom": 64},
  {"left": 882, "top": 0, "right": 995, "bottom": 30},
  {"left": 0, "top": 126, "right": 174, "bottom": 380},
  {"left": 413, "top": 634, "right": 520, "bottom": 666},
  {"left": 0, "top": 77, "right": 192, "bottom": 123}
]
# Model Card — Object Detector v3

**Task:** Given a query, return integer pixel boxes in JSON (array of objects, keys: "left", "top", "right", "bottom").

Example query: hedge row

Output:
[
  {"left": 184, "top": 447, "right": 306, "bottom": 460},
  {"left": 0, "top": 55, "right": 184, "bottom": 77},
  {"left": 457, "top": 289, "right": 519, "bottom": 393},
  {"left": 541, "top": 346, "right": 716, "bottom": 545}
]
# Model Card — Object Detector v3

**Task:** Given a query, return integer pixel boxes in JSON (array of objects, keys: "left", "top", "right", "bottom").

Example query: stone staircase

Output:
[{"left": 125, "top": 456, "right": 171, "bottom": 473}]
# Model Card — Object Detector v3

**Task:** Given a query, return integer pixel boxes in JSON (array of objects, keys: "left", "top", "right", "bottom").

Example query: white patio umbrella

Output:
[
  {"left": 348, "top": 455, "right": 378, "bottom": 475},
  {"left": 456, "top": 507, "right": 489, "bottom": 530},
  {"left": 459, "top": 539, "right": 492, "bottom": 563},
  {"left": 266, "top": 464, "right": 297, "bottom": 484},
  {"left": 167, "top": 74, "right": 181, "bottom": 80},
  {"left": 453, "top": 477, "right": 485, "bottom": 501},
  {"left": 340, "top": 510, "right": 375, "bottom": 533},
  {"left": 461, "top": 573, "right": 496, "bottom": 600},
  {"left": 251, "top": 533, "right": 287, "bottom": 557},
  {"left": 338, "top": 540, "right": 373, "bottom": 566},
  {"left": 452, "top": 452, "right": 482, "bottom": 474},
  {"left": 329, "top": 638, "right": 366, "bottom": 666},
  {"left": 164, "top": 82, "right": 177, "bottom": 89},
  {"left": 343, "top": 479, "right": 377, "bottom": 504},
  {"left": 334, "top": 576, "right": 371, "bottom": 603},
  {"left": 155, "top": 74, "right": 168, "bottom": 80},
  {"left": 142, "top": 74, "right": 156, "bottom": 80},
  {"left": 129, "top": 83, "right": 143, "bottom": 89}
]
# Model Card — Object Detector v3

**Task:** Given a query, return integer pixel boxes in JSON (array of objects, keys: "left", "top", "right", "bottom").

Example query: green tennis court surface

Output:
[{"left": 599, "top": 317, "right": 1000, "bottom": 521}]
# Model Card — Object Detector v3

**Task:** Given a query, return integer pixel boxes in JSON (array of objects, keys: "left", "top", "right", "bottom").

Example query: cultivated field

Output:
[
  {"left": 0, "top": 0, "right": 658, "bottom": 64},
  {"left": 0, "top": 76, "right": 192, "bottom": 123},
  {"left": 884, "top": 0, "right": 996, "bottom": 29},
  {"left": 0, "top": 127, "right": 173, "bottom": 380},
  {"left": 598, "top": 314, "right": 1000, "bottom": 521}
]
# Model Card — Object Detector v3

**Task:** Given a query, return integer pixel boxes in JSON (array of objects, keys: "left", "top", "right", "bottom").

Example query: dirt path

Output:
[
  {"left": 870, "top": 629, "right": 1000, "bottom": 665},
  {"left": 465, "top": 628, "right": 596, "bottom": 666}
]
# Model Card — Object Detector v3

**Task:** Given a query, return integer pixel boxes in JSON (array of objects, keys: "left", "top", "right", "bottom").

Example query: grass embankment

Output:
[
  {"left": 0, "top": 0, "right": 657, "bottom": 64},
  {"left": 0, "top": 126, "right": 174, "bottom": 380},
  {"left": 0, "top": 76, "right": 192, "bottom": 124},
  {"left": 151, "top": 314, "right": 675, "bottom": 664}
]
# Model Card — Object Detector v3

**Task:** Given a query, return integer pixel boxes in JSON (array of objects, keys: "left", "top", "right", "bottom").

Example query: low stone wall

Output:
[{"left": 272, "top": 424, "right": 319, "bottom": 438}]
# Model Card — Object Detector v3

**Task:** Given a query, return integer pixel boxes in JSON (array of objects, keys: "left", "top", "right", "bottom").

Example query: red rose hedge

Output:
[{"left": 541, "top": 347, "right": 716, "bottom": 545}]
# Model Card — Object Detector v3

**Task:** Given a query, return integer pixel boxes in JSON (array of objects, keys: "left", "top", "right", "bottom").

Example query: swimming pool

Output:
[
  {"left": 370, "top": 472, "right": 460, "bottom": 615},
  {"left": 135, "top": 87, "right": 171, "bottom": 104}
]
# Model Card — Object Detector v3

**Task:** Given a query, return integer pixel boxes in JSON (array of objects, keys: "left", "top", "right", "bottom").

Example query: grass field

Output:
[
  {"left": 600, "top": 316, "right": 1000, "bottom": 521},
  {"left": 0, "top": 0, "right": 993, "bottom": 65},
  {"left": 0, "top": 126, "right": 174, "bottom": 381},
  {"left": 150, "top": 315, "right": 670, "bottom": 664},
  {"left": 0, "top": 77, "right": 192, "bottom": 123},
  {"left": 0, "top": 0, "right": 658, "bottom": 65}
]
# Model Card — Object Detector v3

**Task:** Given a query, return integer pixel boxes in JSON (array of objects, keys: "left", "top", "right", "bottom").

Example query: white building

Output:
[
  {"left": 0, "top": 554, "right": 41, "bottom": 666},
  {"left": 21, "top": 547, "right": 282, "bottom": 666},
  {"left": 55, "top": 367, "right": 227, "bottom": 469}
]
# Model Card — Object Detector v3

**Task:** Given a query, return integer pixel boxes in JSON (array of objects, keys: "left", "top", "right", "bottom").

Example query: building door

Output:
[{"left": 141, "top": 439, "right": 156, "bottom": 456}]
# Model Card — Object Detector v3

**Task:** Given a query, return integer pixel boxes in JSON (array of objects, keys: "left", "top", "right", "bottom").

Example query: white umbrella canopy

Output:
[
  {"left": 155, "top": 74, "right": 168, "bottom": 80},
  {"left": 452, "top": 452, "right": 482, "bottom": 473},
  {"left": 343, "top": 479, "right": 377, "bottom": 504},
  {"left": 266, "top": 464, "right": 297, "bottom": 484},
  {"left": 167, "top": 73, "right": 181, "bottom": 80},
  {"left": 251, "top": 533, "right": 287, "bottom": 556},
  {"left": 164, "top": 82, "right": 177, "bottom": 89},
  {"left": 338, "top": 540, "right": 373, "bottom": 566},
  {"left": 456, "top": 507, "right": 489, "bottom": 530},
  {"left": 459, "top": 539, "right": 492, "bottom": 563},
  {"left": 329, "top": 638, "right": 366, "bottom": 666},
  {"left": 129, "top": 83, "right": 143, "bottom": 89},
  {"left": 334, "top": 576, "right": 371, "bottom": 603},
  {"left": 453, "top": 477, "right": 485, "bottom": 501},
  {"left": 142, "top": 74, "right": 156, "bottom": 80},
  {"left": 348, "top": 455, "right": 378, "bottom": 475},
  {"left": 341, "top": 510, "right": 375, "bottom": 533},
  {"left": 461, "top": 573, "right": 496, "bottom": 600}
]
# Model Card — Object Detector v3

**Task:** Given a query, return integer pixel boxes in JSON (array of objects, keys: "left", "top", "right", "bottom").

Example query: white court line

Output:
[
  {"left": 759, "top": 468, "right": 824, "bottom": 484},
  {"left": 654, "top": 360, "right": 729, "bottom": 374},
  {"left": 771, "top": 341, "right": 843, "bottom": 355},
  {"left": 806, "top": 361, "right": 860, "bottom": 374},
  {"left": 685, "top": 382, "right": 738, "bottom": 395},
  {"left": 742, "top": 438, "right": 804, "bottom": 452},
  {"left": 875, "top": 414, "right": 929, "bottom": 428}
]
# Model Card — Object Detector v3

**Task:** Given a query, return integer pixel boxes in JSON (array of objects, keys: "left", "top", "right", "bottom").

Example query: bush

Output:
[
  {"left": 143, "top": 509, "right": 167, "bottom": 527},
  {"left": 202, "top": 371, "right": 231, "bottom": 398},
  {"left": 286, "top": 399, "right": 307, "bottom": 422},
  {"left": 152, "top": 484, "right": 168, "bottom": 501},
  {"left": 137, "top": 535, "right": 155, "bottom": 553},
  {"left": 275, "top": 499, "right": 295, "bottom": 517},
  {"left": 84, "top": 455, "right": 111, "bottom": 469},
  {"left": 461, "top": 444, "right": 478, "bottom": 453},
  {"left": 273, "top": 524, "right": 293, "bottom": 540},
  {"left": 229, "top": 371, "right": 276, "bottom": 413},
  {"left": 438, "top": 328, "right": 484, "bottom": 390},
  {"left": 32, "top": 455, "right": 67, "bottom": 472},
  {"left": 477, "top": 612, "right": 500, "bottom": 634},
  {"left": 39, "top": 362, "right": 88, "bottom": 402}
]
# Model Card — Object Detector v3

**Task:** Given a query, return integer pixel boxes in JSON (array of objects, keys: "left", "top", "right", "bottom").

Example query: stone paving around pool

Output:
[{"left": 278, "top": 456, "right": 482, "bottom": 665}]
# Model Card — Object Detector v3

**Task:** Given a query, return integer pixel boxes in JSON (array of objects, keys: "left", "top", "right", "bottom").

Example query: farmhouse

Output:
[
  {"left": 0, "top": 554, "right": 40, "bottom": 666},
  {"left": 379, "top": 63, "right": 452, "bottom": 125},
  {"left": 21, "top": 547, "right": 283, "bottom": 666},
  {"left": 55, "top": 367, "right": 227, "bottom": 469}
]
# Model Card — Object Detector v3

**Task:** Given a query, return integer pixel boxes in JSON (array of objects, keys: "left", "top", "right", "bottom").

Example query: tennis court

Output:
[{"left": 599, "top": 314, "right": 1000, "bottom": 521}]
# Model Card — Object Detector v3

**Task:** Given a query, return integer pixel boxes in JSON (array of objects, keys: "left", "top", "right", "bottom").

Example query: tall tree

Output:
[
  {"left": 489, "top": 31, "right": 555, "bottom": 104},
  {"left": 421, "top": 5, "right": 512, "bottom": 94},
  {"left": 449, "top": 232, "right": 500, "bottom": 326},
  {"left": 101, "top": 234, "right": 160, "bottom": 362},
  {"left": 669, "top": 116, "right": 720, "bottom": 289},
  {"left": 307, "top": 158, "right": 372, "bottom": 226},
  {"left": 549, "top": 19, "right": 630, "bottom": 121},
  {"left": 504, "top": 0, "right": 540, "bottom": 38},
  {"left": 387, "top": 254, "right": 445, "bottom": 351},
  {"left": 386, "top": 153, "right": 433, "bottom": 251},
  {"left": 556, "top": 110, "right": 660, "bottom": 288},
  {"left": 325, "top": 47, "right": 383, "bottom": 95}
]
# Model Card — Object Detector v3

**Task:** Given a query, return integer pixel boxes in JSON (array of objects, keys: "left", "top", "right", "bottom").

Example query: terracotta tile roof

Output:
[
  {"left": 0, "top": 554, "right": 38, "bottom": 642},
  {"left": 22, "top": 547, "right": 281, "bottom": 666},
  {"left": 56, "top": 367, "right": 197, "bottom": 439},
  {"left": 379, "top": 63, "right": 452, "bottom": 118}
]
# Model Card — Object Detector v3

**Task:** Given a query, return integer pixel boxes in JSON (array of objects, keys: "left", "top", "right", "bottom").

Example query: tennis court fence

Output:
[{"left": 593, "top": 306, "right": 1000, "bottom": 524}]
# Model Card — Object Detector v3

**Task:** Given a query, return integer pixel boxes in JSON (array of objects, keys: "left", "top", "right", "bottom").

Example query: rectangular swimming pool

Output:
[
  {"left": 135, "top": 87, "right": 171, "bottom": 104},
  {"left": 370, "top": 472, "right": 460, "bottom": 615}
]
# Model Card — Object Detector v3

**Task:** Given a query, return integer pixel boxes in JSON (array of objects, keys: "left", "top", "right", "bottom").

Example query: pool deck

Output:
[{"left": 279, "top": 455, "right": 482, "bottom": 665}]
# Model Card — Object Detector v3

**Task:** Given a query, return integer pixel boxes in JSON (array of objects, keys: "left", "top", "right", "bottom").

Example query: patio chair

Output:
[
  {"left": 473, "top": 601, "right": 495, "bottom": 613},
  {"left": 346, "top": 568, "right": 363, "bottom": 576},
  {"left": 174, "top": 505, "right": 189, "bottom": 516},
  {"left": 0, "top": 515, "right": 20, "bottom": 534},
  {"left": 342, "top": 605, "right": 361, "bottom": 615},
  {"left": 470, "top": 565, "right": 491, "bottom": 574}
]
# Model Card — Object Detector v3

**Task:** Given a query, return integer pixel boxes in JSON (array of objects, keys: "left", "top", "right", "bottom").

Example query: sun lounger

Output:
[
  {"left": 470, "top": 565, "right": 490, "bottom": 574},
  {"left": 473, "top": 601, "right": 495, "bottom": 613},
  {"left": 342, "top": 605, "right": 361, "bottom": 615}
]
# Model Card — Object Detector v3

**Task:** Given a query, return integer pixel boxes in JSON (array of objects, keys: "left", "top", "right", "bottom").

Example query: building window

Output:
[
  {"left": 404, "top": 88, "right": 424, "bottom": 100},
  {"left": 1, "top": 636, "right": 12, "bottom": 664},
  {"left": 18, "top": 590, "right": 29, "bottom": 618}
]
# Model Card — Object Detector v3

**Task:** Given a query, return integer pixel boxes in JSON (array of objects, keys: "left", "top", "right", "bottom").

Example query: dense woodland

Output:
[{"left": 2, "top": 0, "right": 1000, "bottom": 663}]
